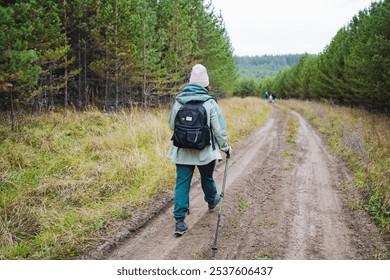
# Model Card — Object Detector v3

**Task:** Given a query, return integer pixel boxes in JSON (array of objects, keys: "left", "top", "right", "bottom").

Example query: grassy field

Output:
[
  {"left": 3, "top": 98, "right": 387, "bottom": 259},
  {"left": 283, "top": 100, "right": 390, "bottom": 232},
  {"left": 0, "top": 97, "right": 270, "bottom": 259}
]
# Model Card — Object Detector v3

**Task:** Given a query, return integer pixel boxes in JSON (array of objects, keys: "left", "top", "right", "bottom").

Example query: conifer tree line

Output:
[
  {"left": 0, "top": 0, "right": 237, "bottom": 118},
  {"left": 268, "top": 0, "right": 389, "bottom": 112}
]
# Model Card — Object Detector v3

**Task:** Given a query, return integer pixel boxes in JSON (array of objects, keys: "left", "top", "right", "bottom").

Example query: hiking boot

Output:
[
  {"left": 175, "top": 221, "right": 188, "bottom": 236},
  {"left": 208, "top": 193, "right": 221, "bottom": 210}
]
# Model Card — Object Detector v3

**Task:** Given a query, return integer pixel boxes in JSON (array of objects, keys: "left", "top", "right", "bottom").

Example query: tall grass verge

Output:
[
  {"left": 220, "top": 97, "right": 271, "bottom": 144},
  {"left": 0, "top": 108, "right": 174, "bottom": 259},
  {"left": 284, "top": 110, "right": 299, "bottom": 146},
  {"left": 0, "top": 97, "right": 270, "bottom": 259},
  {"left": 284, "top": 100, "right": 390, "bottom": 232}
]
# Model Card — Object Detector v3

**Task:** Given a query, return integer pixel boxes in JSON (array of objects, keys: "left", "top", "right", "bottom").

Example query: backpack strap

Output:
[
  {"left": 203, "top": 99, "right": 216, "bottom": 151},
  {"left": 210, "top": 127, "right": 216, "bottom": 150}
]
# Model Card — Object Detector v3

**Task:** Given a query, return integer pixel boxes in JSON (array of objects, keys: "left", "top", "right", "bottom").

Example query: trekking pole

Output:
[{"left": 211, "top": 152, "right": 230, "bottom": 257}]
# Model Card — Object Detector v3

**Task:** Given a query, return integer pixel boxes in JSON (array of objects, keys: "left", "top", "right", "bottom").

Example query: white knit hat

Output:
[{"left": 189, "top": 64, "right": 209, "bottom": 87}]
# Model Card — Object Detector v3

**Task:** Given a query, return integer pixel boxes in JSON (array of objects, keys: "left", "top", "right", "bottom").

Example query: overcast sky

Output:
[{"left": 210, "top": 0, "right": 377, "bottom": 56}]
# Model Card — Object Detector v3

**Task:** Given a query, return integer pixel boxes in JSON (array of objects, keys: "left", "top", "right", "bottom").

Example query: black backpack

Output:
[{"left": 172, "top": 101, "right": 213, "bottom": 150}]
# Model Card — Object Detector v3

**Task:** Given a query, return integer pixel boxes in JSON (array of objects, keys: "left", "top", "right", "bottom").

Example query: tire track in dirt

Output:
[
  {"left": 91, "top": 105, "right": 386, "bottom": 260},
  {"left": 284, "top": 112, "right": 355, "bottom": 259}
]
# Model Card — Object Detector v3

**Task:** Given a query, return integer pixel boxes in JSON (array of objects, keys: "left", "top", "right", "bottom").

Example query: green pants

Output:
[{"left": 174, "top": 160, "right": 217, "bottom": 221}]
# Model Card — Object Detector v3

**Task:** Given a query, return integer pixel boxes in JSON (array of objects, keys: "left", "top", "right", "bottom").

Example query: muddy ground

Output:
[{"left": 84, "top": 106, "right": 387, "bottom": 260}]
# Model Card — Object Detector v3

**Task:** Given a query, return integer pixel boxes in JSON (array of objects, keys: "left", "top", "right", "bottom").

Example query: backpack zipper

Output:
[{"left": 194, "top": 131, "right": 199, "bottom": 142}]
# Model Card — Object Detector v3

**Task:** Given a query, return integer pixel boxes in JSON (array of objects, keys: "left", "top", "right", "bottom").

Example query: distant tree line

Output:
[
  {"left": 0, "top": 0, "right": 237, "bottom": 129},
  {"left": 235, "top": 54, "right": 302, "bottom": 81},
  {"left": 233, "top": 54, "right": 302, "bottom": 97},
  {"left": 268, "top": 0, "right": 389, "bottom": 112}
]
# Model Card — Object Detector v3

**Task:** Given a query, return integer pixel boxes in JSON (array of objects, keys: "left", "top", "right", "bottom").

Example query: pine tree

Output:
[
  {"left": 344, "top": 1, "right": 390, "bottom": 109},
  {"left": 0, "top": 2, "right": 41, "bottom": 130},
  {"left": 131, "top": 0, "right": 164, "bottom": 111},
  {"left": 157, "top": 0, "right": 197, "bottom": 91},
  {"left": 192, "top": 2, "right": 237, "bottom": 93},
  {"left": 0, "top": 0, "right": 239, "bottom": 115},
  {"left": 90, "top": 0, "right": 123, "bottom": 110},
  {"left": 28, "top": 0, "right": 75, "bottom": 112}
]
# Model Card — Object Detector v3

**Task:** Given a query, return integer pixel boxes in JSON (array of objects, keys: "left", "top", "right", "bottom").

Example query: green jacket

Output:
[{"left": 167, "top": 84, "right": 229, "bottom": 165}]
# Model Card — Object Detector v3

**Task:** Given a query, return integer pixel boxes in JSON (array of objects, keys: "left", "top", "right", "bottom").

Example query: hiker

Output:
[
  {"left": 264, "top": 92, "right": 269, "bottom": 103},
  {"left": 167, "top": 64, "right": 231, "bottom": 236},
  {"left": 271, "top": 92, "right": 276, "bottom": 103}
]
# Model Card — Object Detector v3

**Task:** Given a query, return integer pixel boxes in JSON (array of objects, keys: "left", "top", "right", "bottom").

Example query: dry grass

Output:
[
  {"left": 275, "top": 103, "right": 299, "bottom": 145},
  {"left": 286, "top": 113, "right": 299, "bottom": 146},
  {"left": 0, "top": 97, "right": 270, "bottom": 259},
  {"left": 1, "top": 108, "right": 175, "bottom": 259},
  {"left": 220, "top": 97, "right": 271, "bottom": 145}
]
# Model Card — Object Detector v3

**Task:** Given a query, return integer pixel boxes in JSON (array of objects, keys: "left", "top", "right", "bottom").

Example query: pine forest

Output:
[
  {"left": 0, "top": 0, "right": 237, "bottom": 128},
  {"left": 266, "top": 1, "right": 390, "bottom": 111}
]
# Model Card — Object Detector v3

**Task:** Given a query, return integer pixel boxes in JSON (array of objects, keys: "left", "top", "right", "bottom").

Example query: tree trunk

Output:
[
  {"left": 63, "top": 0, "right": 68, "bottom": 108},
  {"left": 104, "top": 68, "right": 109, "bottom": 111},
  {"left": 78, "top": 32, "right": 82, "bottom": 110},
  {"left": 84, "top": 34, "right": 88, "bottom": 108},
  {"left": 143, "top": 73, "right": 147, "bottom": 114},
  {"left": 114, "top": 2, "right": 119, "bottom": 111},
  {"left": 10, "top": 92, "right": 16, "bottom": 132},
  {"left": 64, "top": 66, "right": 68, "bottom": 107},
  {"left": 143, "top": 19, "right": 148, "bottom": 114}
]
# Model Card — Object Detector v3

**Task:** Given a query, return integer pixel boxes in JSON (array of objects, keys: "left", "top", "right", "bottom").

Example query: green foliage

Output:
[
  {"left": 282, "top": 151, "right": 296, "bottom": 157},
  {"left": 236, "top": 54, "right": 302, "bottom": 81},
  {"left": 0, "top": 3, "right": 41, "bottom": 94},
  {"left": 157, "top": 0, "right": 195, "bottom": 86},
  {"left": 269, "top": 1, "right": 390, "bottom": 112},
  {"left": 195, "top": 3, "right": 237, "bottom": 93},
  {"left": 253, "top": 251, "right": 273, "bottom": 260},
  {"left": 238, "top": 195, "right": 254, "bottom": 211},
  {"left": 233, "top": 78, "right": 260, "bottom": 97},
  {"left": 234, "top": 55, "right": 302, "bottom": 97},
  {"left": 0, "top": 0, "right": 237, "bottom": 115}
]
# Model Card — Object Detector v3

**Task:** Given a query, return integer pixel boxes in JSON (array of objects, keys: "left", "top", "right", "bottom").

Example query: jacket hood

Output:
[{"left": 176, "top": 84, "right": 215, "bottom": 104}]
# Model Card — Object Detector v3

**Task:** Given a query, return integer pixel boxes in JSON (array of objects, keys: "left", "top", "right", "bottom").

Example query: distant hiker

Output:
[
  {"left": 264, "top": 92, "right": 269, "bottom": 103},
  {"left": 167, "top": 64, "right": 231, "bottom": 236},
  {"left": 268, "top": 92, "right": 276, "bottom": 103}
]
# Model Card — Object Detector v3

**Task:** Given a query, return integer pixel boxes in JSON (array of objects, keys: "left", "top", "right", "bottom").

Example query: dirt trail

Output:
[{"left": 91, "top": 105, "right": 386, "bottom": 260}]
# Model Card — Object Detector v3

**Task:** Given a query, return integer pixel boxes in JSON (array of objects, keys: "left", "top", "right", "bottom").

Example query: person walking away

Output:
[
  {"left": 264, "top": 92, "right": 269, "bottom": 103},
  {"left": 268, "top": 94, "right": 272, "bottom": 103},
  {"left": 167, "top": 64, "right": 231, "bottom": 236},
  {"left": 271, "top": 92, "right": 276, "bottom": 103}
]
